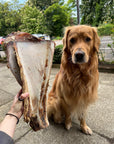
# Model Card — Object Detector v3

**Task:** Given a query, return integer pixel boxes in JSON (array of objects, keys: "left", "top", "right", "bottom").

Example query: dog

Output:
[{"left": 47, "top": 25, "right": 100, "bottom": 135}]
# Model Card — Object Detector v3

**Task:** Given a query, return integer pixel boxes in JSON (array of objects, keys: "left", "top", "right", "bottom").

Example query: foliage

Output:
[
  {"left": 98, "top": 24, "right": 114, "bottom": 36},
  {"left": 99, "top": 60, "right": 114, "bottom": 64},
  {"left": 53, "top": 36, "right": 62, "bottom": 40},
  {"left": 102, "top": 0, "right": 113, "bottom": 24},
  {"left": 98, "top": 49, "right": 105, "bottom": 62},
  {"left": 0, "top": 0, "right": 72, "bottom": 37},
  {"left": 80, "top": 0, "right": 113, "bottom": 26},
  {"left": 0, "top": 1, "right": 22, "bottom": 36},
  {"left": 67, "top": 0, "right": 77, "bottom": 9},
  {"left": 53, "top": 44, "right": 63, "bottom": 64},
  {"left": 27, "top": 0, "right": 61, "bottom": 10},
  {"left": 108, "top": 43, "right": 114, "bottom": 57},
  {"left": 44, "top": 3, "right": 71, "bottom": 37},
  {"left": 67, "top": 0, "right": 78, "bottom": 24},
  {"left": 69, "top": 17, "right": 77, "bottom": 25},
  {"left": 107, "top": 33, "right": 114, "bottom": 57},
  {"left": 98, "top": 25, "right": 114, "bottom": 63},
  {"left": 0, "top": 57, "right": 7, "bottom": 62},
  {"left": 19, "top": 5, "right": 46, "bottom": 34}
]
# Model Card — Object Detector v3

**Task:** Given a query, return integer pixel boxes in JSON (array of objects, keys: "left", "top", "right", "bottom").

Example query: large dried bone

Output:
[{"left": 4, "top": 32, "right": 55, "bottom": 131}]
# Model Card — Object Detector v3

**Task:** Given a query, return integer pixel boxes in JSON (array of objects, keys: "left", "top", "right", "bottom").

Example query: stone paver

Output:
[
  {"left": 0, "top": 65, "right": 20, "bottom": 106},
  {"left": 0, "top": 65, "right": 114, "bottom": 144}
]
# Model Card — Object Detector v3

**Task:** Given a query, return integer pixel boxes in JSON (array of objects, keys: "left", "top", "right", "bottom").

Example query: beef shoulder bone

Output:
[{"left": 4, "top": 32, "right": 55, "bottom": 131}]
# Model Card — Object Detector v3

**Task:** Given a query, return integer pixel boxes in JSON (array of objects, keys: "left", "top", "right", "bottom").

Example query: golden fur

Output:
[{"left": 47, "top": 25, "right": 100, "bottom": 135}]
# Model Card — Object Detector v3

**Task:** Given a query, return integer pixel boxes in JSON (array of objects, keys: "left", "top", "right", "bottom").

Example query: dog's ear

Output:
[
  {"left": 62, "top": 27, "right": 71, "bottom": 52},
  {"left": 92, "top": 27, "right": 100, "bottom": 52}
]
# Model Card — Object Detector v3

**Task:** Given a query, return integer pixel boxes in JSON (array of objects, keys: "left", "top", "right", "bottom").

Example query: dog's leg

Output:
[
  {"left": 53, "top": 112, "right": 62, "bottom": 124},
  {"left": 79, "top": 117, "right": 92, "bottom": 135},
  {"left": 65, "top": 113, "right": 72, "bottom": 130},
  {"left": 47, "top": 97, "right": 63, "bottom": 124},
  {"left": 53, "top": 107, "right": 62, "bottom": 124}
]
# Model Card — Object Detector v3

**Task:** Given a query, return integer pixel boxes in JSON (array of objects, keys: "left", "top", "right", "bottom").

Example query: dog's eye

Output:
[
  {"left": 70, "top": 38, "right": 76, "bottom": 44},
  {"left": 86, "top": 37, "right": 91, "bottom": 42}
]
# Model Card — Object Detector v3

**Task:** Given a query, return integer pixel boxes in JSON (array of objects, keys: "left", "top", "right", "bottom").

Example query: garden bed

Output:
[
  {"left": 52, "top": 63, "right": 114, "bottom": 73},
  {"left": 98, "top": 63, "right": 114, "bottom": 73}
]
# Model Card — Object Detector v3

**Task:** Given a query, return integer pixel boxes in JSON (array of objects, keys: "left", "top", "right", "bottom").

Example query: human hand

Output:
[{"left": 8, "top": 89, "right": 29, "bottom": 119}]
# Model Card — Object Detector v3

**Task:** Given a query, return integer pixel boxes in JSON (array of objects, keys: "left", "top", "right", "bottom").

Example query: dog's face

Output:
[{"left": 63, "top": 25, "right": 100, "bottom": 64}]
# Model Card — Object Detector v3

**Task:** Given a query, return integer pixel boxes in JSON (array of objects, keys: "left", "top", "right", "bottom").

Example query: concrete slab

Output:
[
  {"left": 0, "top": 66, "right": 114, "bottom": 144},
  {"left": 0, "top": 66, "right": 21, "bottom": 106},
  {"left": 0, "top": 101, "right": 12, "bottom": 122},
  {"left": 1, "top": 81, "right": 20, "bottom": 96},
  {"left": 0, "top": 63, "right": 6, "bottom": 67},
  {"left": 87, "top": 84, "right": 114, "bottom": 138},
  {"left": 15, "top": 122, "right": 109, "bottom": 144},
  {"left": 0, "top": 89, "right": 14, "bottom": 106},
  {"left": 85, "top": 73, "right": 114, "bottom": 138}
]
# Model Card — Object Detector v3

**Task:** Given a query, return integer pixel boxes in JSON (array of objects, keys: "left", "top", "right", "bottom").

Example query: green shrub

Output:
[
  {"left": 98, "top": 24, "right": 114, "bottom": 36},
  {"left": 53, "top": 36, "right": 62, "bottom": 40},
  {"left": 0, "top": 57, "right": 7, "bottom": 62},
  {"left": 53, "top": 44, "right": 63, "bottom": 64}
]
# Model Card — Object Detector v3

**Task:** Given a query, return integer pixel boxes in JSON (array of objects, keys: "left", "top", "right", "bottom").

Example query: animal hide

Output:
[{"left": 4, "top": 32, "right": 55, "bottom": 131}]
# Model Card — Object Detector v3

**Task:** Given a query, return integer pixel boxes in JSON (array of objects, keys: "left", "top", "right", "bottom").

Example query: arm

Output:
[
  {"left": 0, "top": 115, "right": 17, "bottom": 138},
  {"left": 0, "top": 90, "right": 29, "bottom": 138}
]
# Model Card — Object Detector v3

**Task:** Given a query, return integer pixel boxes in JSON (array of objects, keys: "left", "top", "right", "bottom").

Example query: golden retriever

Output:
[{"left": 47, "top": 25, "right": 100, "bottom": 135}]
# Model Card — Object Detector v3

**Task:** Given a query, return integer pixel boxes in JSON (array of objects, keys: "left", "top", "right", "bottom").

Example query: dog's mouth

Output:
[{"left": 72, "top": 50, "right": 88, "bottom": 64}]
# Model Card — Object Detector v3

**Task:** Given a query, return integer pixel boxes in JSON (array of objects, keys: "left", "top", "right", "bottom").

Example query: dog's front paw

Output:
[
  {"left": 81, "top": 125, "right": 93, "bottom": 135},
  {"left": 65, "top": 122, "right": 72, "bottom": 130}
]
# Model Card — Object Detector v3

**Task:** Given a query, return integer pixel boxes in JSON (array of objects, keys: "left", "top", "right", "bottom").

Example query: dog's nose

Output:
[{"left": 75, "top": 51, "right": 85, "bottom": 62}]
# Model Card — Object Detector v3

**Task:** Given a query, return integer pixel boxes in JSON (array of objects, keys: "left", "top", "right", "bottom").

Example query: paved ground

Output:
[{"left": 0, "top": 64, "right": 114, "bottom": 144}]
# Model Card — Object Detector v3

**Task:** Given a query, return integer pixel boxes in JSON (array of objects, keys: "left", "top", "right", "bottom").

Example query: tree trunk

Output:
[{"left": 76, "top": 0, "right": 80, "bottom": 24}]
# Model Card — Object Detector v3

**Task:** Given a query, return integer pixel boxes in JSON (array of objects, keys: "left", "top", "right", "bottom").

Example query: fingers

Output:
[
  {"left": 16, "top": 89, "right": 29, "bottom": 101},
  {"left": 18, "top": 89, "right": 22, "bottom": 96},
  {"left": 16, "top": 89, "right": 22, "bottom": 99},
  {"left": 9, "top": 90, "right": 29, "bottom": 118},
  {"left": 20, "top": 93, "right": 29, "bottom": 99}
]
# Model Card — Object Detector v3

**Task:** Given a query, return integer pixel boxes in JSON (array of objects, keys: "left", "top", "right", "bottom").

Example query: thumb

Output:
[{"left": 20, "top": 93, "right": 29, "bottom": 100}]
